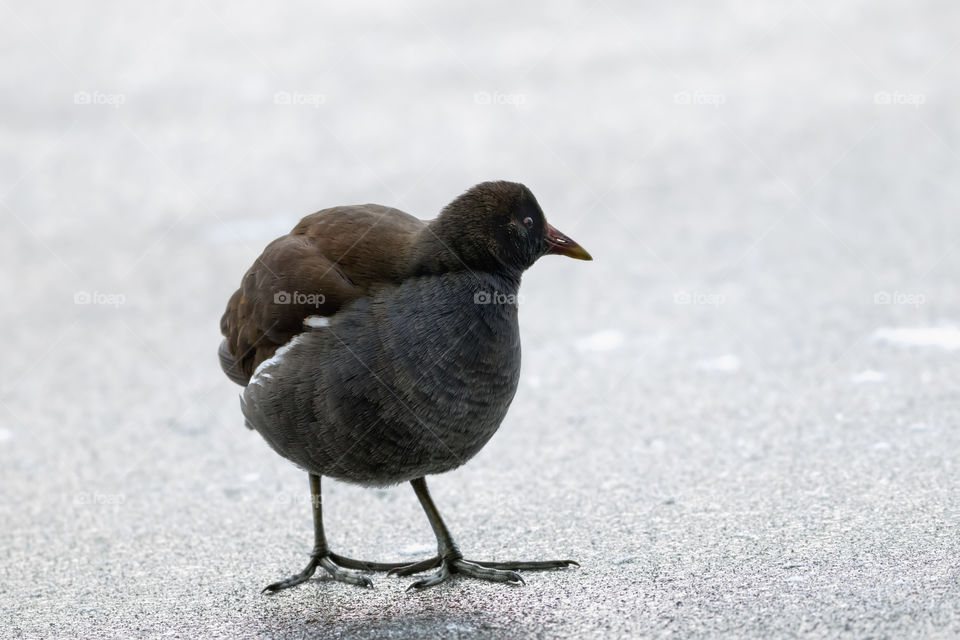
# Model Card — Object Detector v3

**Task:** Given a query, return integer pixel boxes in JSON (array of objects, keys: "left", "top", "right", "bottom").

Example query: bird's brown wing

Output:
[{"left": 220, "top": 204, "right": 425, "bottom": 385}]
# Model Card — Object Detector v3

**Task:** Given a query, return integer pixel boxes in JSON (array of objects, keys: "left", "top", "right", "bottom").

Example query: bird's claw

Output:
[
  {"left": 405, "top": 557, "right": 523, "bottom": 590},
  {"left": 262, "top": 551, "right": 578, "bottom": 593},
  {"left": 262, "top": 553, "right": 375, "bottom": 593},
  {"left": 395, "top": 555, "right": 575, "bottom": 590}
]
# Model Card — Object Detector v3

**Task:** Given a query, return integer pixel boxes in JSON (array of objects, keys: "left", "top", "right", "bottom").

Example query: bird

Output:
[{"left": 219, "top": 181, "right": 592, "bottom": 591}]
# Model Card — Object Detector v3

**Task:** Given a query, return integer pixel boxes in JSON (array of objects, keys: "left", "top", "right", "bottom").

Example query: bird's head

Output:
[{"left": 427, "top": 181, "right": 592, "bottom": 277}]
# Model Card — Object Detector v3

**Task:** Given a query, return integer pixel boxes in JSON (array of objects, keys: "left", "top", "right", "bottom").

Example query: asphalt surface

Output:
[{"left": 2, "top": 1, "right": 959, "bottom": 638}]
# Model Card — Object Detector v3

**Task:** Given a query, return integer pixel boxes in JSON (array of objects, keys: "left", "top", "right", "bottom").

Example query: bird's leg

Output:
[
  {"left": 263, "top": 474, "right": 409, "bottom": 593},
  {"left": 389, "top": 477, "right": 578, "bottom": 591}
]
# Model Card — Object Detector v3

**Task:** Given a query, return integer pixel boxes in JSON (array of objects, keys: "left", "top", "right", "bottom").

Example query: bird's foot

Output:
[
  {"left": 263, "top": 552, "right": 378, "bottom": 593},
  {"left": 388, "top": 555, "right": 579, "bottom": 591}
]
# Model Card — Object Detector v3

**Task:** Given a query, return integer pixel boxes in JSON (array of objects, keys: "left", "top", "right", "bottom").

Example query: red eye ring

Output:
[{"left": 523, "top": 217, "right": 534, "bottom": 229}]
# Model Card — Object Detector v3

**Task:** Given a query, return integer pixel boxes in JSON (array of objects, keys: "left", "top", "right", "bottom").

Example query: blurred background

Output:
[{"left": 2, "top": 1, "right": 958, "bottom": 638}]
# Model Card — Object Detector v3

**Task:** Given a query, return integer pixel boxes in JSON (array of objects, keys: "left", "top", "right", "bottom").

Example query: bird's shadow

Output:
[{"left": 255, "top": 579, "right": 540, "bottom": 639}]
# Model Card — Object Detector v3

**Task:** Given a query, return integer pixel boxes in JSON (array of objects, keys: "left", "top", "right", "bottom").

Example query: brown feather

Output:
[{"left": 220, "top": 204, "right": 425, "bottom": 384}]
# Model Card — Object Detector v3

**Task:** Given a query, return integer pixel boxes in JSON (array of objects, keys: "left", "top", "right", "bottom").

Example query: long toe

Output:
[
  {"left": 452, "top": 559, "right": 524, "bottom": 585},
  {"left": 318, "top": 556, "right": 374, "bottom": 589},
  {"left": 262, "top": 557, "right": 320, "bottom": 593},
  {"left": 407, "top": 560, "right": 453, "bottom": 591},
  {"left": 403, "top": 558, "right": 529, "bottom": 591},
  {"left": 329, "top": 553, "right": 418, "bottom": 572},
  {"left": 388, "top": 557, "right": 442, "bottom": 577},
  {"left": 470, "top": 559, "right": 579, "bottom": 571},
  {"left": 263, "top": 554, "right": 375, "bottom": 593}
]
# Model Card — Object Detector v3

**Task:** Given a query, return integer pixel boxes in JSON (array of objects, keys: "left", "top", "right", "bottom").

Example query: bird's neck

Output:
[
  {"left": 409, "top": 223, "right": 525, "bottom": 283},
  {"left": 473, "top": 270, "right": 523, "bottom": 304}
]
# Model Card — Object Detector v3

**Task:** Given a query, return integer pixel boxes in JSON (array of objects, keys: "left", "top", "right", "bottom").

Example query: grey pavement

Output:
[{"left": 2, "top": 1, "right": 959, "bottom": 638}]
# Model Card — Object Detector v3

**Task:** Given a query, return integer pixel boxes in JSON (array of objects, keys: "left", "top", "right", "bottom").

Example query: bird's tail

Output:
[
  {"left": 218, "top": 339, "right": 249, "bottom": 386},
  {"left": 238, "top": 393, "right": 255, "bottom": 430}
]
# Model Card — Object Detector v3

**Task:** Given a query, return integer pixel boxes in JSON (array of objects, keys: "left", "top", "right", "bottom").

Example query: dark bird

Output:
[{"left": 219, "top": 181, "right": 592, "bottom": 591}]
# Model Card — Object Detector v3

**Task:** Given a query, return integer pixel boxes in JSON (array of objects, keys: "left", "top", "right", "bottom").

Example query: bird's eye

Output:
[{"left": 523, "top": 217, "right": 534, "bottom": 229}]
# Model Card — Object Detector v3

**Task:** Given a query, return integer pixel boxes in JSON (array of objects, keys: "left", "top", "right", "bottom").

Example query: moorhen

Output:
[{"left": 219, "top": 181, "right": 592, "bottom": 591}]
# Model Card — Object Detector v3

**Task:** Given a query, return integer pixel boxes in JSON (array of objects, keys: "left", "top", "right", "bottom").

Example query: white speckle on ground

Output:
[
  {"left": 0, "top": 428, "right": 12, "bottom": 443},
  {"left": 695, "top": 354, "right": 741, "bottom": 373},
  {"left": 242, "top": 473, "right": 260, "bottom": 483},
  {"left": 872, "top": 326, "right": 960, "bottom": 350},
  {"left": 575, "top": 329, "right": 624, "bottom": 352},
  {"left": 851, "top": 369, "right": 886, "bottom": 383}
]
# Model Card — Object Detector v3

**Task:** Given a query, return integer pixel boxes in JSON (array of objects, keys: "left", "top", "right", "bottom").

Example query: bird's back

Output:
[
  {"left": 241, "top": 270, "right": 523, "bottom": 486},
  {"left": 219, "top": 204, "right": 425, "bottom": 385}
]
